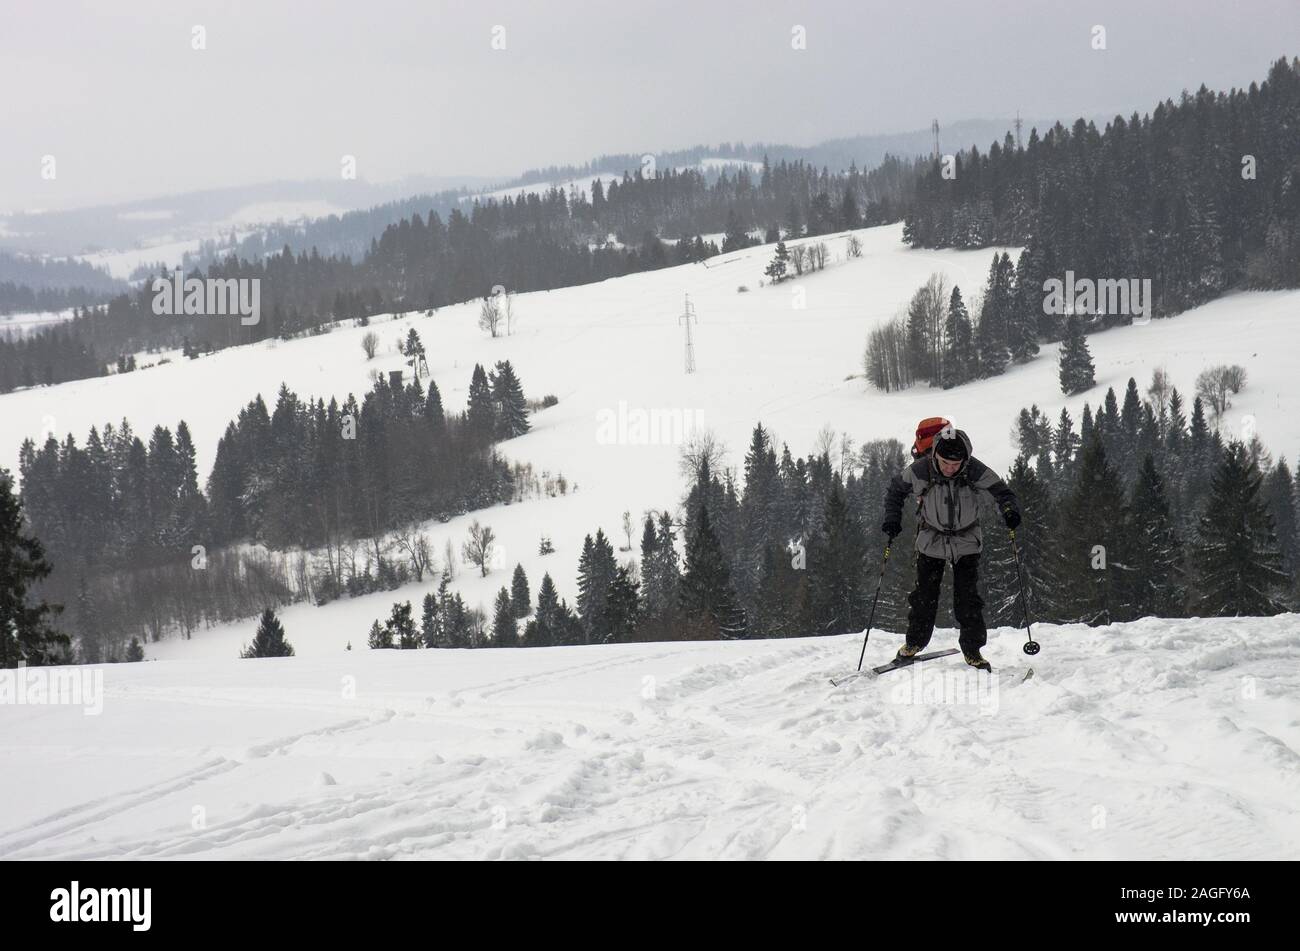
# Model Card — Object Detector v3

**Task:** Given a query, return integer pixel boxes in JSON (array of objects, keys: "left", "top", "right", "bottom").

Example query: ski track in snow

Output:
[{"left": 2, "top": 615, "right": 1297, "bottom": 860}]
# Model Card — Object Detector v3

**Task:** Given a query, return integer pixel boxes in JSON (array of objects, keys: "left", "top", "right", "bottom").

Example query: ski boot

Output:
[
  {"left": 895, "top": 642, "right": 923, "bottom": 662},
  {"left": 963, "top": 650, "right": 993, "bottom": 672}
]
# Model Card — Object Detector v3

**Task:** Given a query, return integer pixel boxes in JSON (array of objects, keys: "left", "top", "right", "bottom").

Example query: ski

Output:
[
  {"left": 872, "top": 648, "right": 960, "bottom": 675},
  {"left": 829, "top": 648, "right": 961, "bottom": 685}
]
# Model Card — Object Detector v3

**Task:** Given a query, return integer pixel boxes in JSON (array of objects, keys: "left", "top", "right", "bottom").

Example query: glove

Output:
[
  {"left": 1003, "top": 508, "right": 1021, "bottom": 530},
  {"left": 882, "top": 520, "right": 902, "bottom": 539}
]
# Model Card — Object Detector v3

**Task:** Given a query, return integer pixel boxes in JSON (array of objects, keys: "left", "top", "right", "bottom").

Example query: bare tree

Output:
[
  {"left": 1196, "top": 364, "right": 1248, "bottom": 422},
  {"left": 908, "top": 273, "right": 948, "bottom": 384},
  {"left": 467, "top": 607, "right": 488, "bottom": 648},
  {"left": 838, "top": 432, "right": 856, "bottom": 476},
  {"left": 1147, "top": 367, "right": 1172, "bottom": 417},
  {"left": 503, "top": 291, "right": 516, "bottom": 335},
  {"left": 846, "top": 234, "right": 863, "bottom": 258},
  {"left": 864, "top": 312, "right": 914, "bottom": 392},
  {"left": 808, "top": 242, "right": 828, "bottom": 271},
  {"left": 678, "top": 428, "right": 728, "bottom": 482},
  {"left": 814, "top": 424, "right": 837, "bottom": 460},
  {"left": 361, "top": 330, "right": 379, "bottom": 359},
  {"left": 789, "top": 244, "right": 808, "bottom": 276},
  {"left": 443, "top": 537, "right": 458, "bottom": 581},
  {"left": 1222, "top": 364, "right": 1248, "bottom": 395},
  {"left": 462, "top": 520, "right": 497, "bottom": 577},
  {"left": 621, "top": 510, "right": 633, "bottom": 552},
  {"left": 479, "top": 295, "right": 503, "bottom": 338},
  {"left": 341, "top": 539, "right": 362, "bottom": 588},
  {"left": 394, "top": 524, "right": 434, "bottom": 581}
]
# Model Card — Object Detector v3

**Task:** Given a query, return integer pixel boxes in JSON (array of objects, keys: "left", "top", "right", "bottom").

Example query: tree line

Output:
[
  {"left": 904, "top": 58, "right": 1300, "bottom": 316},
  {"left": 364, "top": 375, "right": 1295, "bottom": 654},
  {"left": 13, "top": 350, "right": 539, "bottom": 662}
]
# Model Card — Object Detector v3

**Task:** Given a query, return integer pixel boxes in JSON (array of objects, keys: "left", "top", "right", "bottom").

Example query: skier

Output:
[{"left": 880, "top": 423, "right": 1020, "bottom": 671}]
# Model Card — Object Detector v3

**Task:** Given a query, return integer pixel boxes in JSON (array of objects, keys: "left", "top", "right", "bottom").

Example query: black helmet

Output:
[{"left": 933, "top": 425, "right": 970, "bottom": 463}]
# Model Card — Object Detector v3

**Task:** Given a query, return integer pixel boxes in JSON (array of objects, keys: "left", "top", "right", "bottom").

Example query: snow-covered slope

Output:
[
  {"left": 5, "top": 223, "right": 1299, "bottom": 658},
  {"left": 2, "top": 616, "right": 1297, "bottom": 859}
]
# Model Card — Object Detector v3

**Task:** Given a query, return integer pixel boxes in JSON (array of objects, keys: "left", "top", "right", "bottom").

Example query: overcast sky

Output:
[{"left": 2, "top": 0, "right": 1297, "bottom": 212}]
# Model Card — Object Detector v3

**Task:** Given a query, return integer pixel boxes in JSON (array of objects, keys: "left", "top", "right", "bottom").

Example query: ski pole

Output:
[
  {"left": 855, "top": 540, "right": 893, "bottom": 672},
  {"left": 1008, "top": 528, "right": 1040, "bottom": 655}
]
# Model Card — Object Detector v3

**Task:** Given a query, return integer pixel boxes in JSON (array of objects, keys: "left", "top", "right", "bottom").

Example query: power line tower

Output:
[
  {"left": 1014, "top": 111, "right": 1023, "bottom": 150},
  {"left": 931, "top": 119, "right": 940, "bottom": 160},
  {"left": 678, "top": 294, "right": 697, "bottom": 374}
]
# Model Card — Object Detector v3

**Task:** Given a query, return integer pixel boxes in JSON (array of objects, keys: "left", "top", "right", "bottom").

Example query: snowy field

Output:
[
  {"left": 72, "top": 200, "right": 351, "bottom": 280},
  {"left": 0, "top": 307, "right": 76, "bottom": 338},
  {"left": 1, "top": 615, "right": 1296, "bottom": 859}
]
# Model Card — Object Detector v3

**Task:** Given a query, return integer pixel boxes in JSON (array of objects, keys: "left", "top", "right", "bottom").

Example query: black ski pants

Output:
[{"left": 905, "top": 551, "right": 986, "bottom": 654}]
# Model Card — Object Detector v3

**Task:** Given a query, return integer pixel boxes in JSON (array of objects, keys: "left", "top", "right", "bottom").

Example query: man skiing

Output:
[{"left": 880, "top": 423, "right": 1020, "bottom": 671}]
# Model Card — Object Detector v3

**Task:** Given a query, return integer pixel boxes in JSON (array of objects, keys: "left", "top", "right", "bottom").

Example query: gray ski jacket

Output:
[{"left": 881, "top": 429, "right": 1020, "bottom": 562}]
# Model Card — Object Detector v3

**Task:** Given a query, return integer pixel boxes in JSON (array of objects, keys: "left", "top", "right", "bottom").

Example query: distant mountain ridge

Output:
[{"left": 1, "top": 117, "right": 1065, "bottom": 267}]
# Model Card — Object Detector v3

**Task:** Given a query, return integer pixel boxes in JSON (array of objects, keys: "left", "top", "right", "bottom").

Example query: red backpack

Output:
[{"left": 911, "top": 417, "right": 951, "bottom": 458}]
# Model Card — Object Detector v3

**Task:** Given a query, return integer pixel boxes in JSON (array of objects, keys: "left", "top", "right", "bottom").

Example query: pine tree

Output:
[
  {"left": 804, "top": 482, "right": 870, "bottom": 636},
  {"left": 0, "top": 468, "right": 66, "bottom": 667},
  {"left": 1009, "top": 248, "right": 1044, "bottom": 359},
  {"left": 403, "top": 323, "right": 428, "bottom": 374},
  {"left": 981, "top": 456, "right": 1060, "bottom": 627},
  {"left": 942, "top": 285, "right": 975, "bottom": 387},
  {"left": 750, "top": 543, "right": 807, "bottom": 638},
  {"left": 601, "top": 564, "right": 640, "bottom": 643},
  {"left": 1116, "top": 377, "right": 1143, "bottom": 478},
  {"left": 385, "top": 601, "right": 418, "bottom": 649},
  {"left": 490, "top": 360, "right": 530, "bottom": 439},
  {"left": 424, "top": 379, "right": 447, "bottom": 441},
  {"left": 1075, "top": 401, "right": 1093, "bottom": 447},
  {"left": 1055, "top": 436, "right": 1133, "bottom": 625},
  {"left": 975, "top": 253, "right": 1013, "bottom": 376},
  {"left": 1264, "top": 459, "right": 1299, "bottom": 587},
  {"left": 784, "top": 199, "right": 804, "bottom": 238},
  {"left": 680, "top": 506, "right": 747, "bottom": 639},
  {"left": 1166, "top": 388, "right": 1188, "bottom": 455},
  {"left": 510, "top": 563, "right": 531, "bottom": 618},
  {"left": 1057, "top": 314, "right": 1096, "bottom": 394},
  {"left": 368, "top": 619, "right": 393, "bottom": 649},
  {"left": 527, "top": 573, "right": 561, "bottom": 647},
  {"left": 721, "top": 210, "right": 750, "bottom": 253},
  {"left": 443, "top": 592, "right": 469, "bottom": 649},
  {"left": 1190, "top": 443, "right": 1288, "bottom": 616},
  {"left": 125, "top": 637, "right": 145, "bottom": 662},
  {"left": 493, "top": 587, "right": 517, "bottom": 646},
  {"left": 839, "top": 190, "right": 861, "bottom": 230},
  {"left": 738, "top": 424, "right": 779, "bottom": 600},
  {"left": 764, "top": 241, "right": 790, "bottom": 283},
  {"left": 1127, "top": 455, "right": 1185, "bottom": 617},
  {"left": 638, "top": 512, "right": 681, "bottom": 639},
  {"left": 466, "top": 363, "right": 496, "bottom": 441},
  {"left": 1051, "top": 407, "right": 1079, "bottom": 483},
  {"left": 1182, "top": 395, "right": 1216, "bottom": 523},
  {"left": 574, "top": 534, "right": 596, "bottom": 641},
  {"left": 421, "top": 587, "right": 442, "bottom": 648},
  {"left": 173, "top": 420, "right": 207, "bottom": 543},
  {"left": 241, "top": 608, "right": 295, "bottom": 658}
]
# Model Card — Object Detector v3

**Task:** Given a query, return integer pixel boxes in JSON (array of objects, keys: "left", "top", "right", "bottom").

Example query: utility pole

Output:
[{"left": 679, "top": 294, "right": 697, "bottom": 374}]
